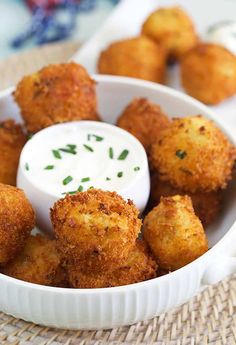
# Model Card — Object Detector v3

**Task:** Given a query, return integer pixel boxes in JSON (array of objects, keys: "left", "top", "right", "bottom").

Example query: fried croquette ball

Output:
[
  {"left": 142, "top": 6, "right": 198, "bottom": 62},
  {"left": 14, "top": 62, "right": 99, "bottom": 133},
  {"left": 0, "top": 184, "right": 35, "bottom": 265},
  {"left": 181, "top": 43, "right": 236, "bottom": 104},
  {"left": 0, "top": 119, "right": 27, "bottom": 186},
  {"left": 150, "top": 115, "right": 236, "bottom": 193},
  {"left": 143, "top": 195, "right": 208, "bottom": 271},
  {"left": 97, "top": 36, "right": 166, "bottom": 83},
  {"left": 67, "top": 240, "right": 157, "bottom": 288},
  {"left": 116, "top": 98, "right": 170, "bottom": 151},
  {"left": 51, "top": 189, "right": 141, "bottom": 271},
  {"left": 2, "top": 235, "right": 65, "bottom": 286},
  {"left": 149, "top": 173, "right": 222, "bottom": 226}
]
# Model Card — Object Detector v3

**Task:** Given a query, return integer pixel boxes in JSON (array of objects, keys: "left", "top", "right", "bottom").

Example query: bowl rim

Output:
[{"left": 0, "top": 74, "right": 235, "bottom": 294}]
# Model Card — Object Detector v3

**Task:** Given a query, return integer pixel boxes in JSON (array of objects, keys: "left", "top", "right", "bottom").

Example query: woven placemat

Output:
[{"left": 0, "top": 41, "right": 236, "bottom": 345}]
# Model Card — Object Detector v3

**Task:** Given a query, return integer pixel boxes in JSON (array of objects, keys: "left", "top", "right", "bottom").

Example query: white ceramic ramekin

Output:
[{"left": 0, "top": 75, "right": 235, "bottom": 330}]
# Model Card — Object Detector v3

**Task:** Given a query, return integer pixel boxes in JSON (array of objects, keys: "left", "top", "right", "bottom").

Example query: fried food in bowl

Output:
[
  {"left": 67, "top": 240, "right": 157, "bottom": 288},
  {"left": 144, "top": 195, "right": 208, "bottom": 271},
  {"left": 142, "top": 6, "right": 198, "bottom": 62},
  {"left": 14, "top": 62, "right": 99, "bottom": 133},
  {"left": 181, "top": 43, "right": 236, "bottom": 104},
  {"left": 97, "top": 36, "right": 166, "bottom": 83},
  {"left": 0, "top": 184, "right": 35, "bottom": 265},
  {"left": 116, "top": 98, "right": 170, "bottom": 152},
  {"left": 51, "top": 189, "right": 141, "bottom": 271},
  {"left": 0, "top": 119, "right": 27, "bottom": 186},
  {"left": 150, "top": 115, "right": 236, "bottom": 193}
]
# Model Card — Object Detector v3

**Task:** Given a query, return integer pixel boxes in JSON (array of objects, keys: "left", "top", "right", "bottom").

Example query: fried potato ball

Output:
[
  {"left": 0, "top": 119, "right": 27, "bottom": 186},
  {"left": 67, "top": 240, "right": 157, "bottom": 288},
  {"left": 14, "top": 62, "right": 99, "bottom": 133},
  {"left": 2, "top": 235, "right": 66, "bottom": 287},
  {"left": 143, "top": 195, "right": 208, "bottom": 271},
  {"left": 181, "top": 43, "right": 236, "bottom": 104},
  {"left": 150, "top": 115, "right": 236, "bottom": 193},
  {"left": 51, "top": 189, "right": 141, "bottom": 271},
  {"left": 97, "top": 36, "right": 166, "bottom": 83},
  {"left": 149, "top": 173, "right": 222, "bottom": 226},
  {"left": 116, "top": 98, "right": 170, "bottom": 151},
  {"left": 142, "top": 6, "right": 198, "bottom": 62},
  {"left": 0, "top": 184, "right": 35, "bottom": 265}
]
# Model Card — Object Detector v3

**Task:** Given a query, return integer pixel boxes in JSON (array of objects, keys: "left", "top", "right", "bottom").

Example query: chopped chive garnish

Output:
[
  {"left": 176, "top": 150, "right": 187, "bottom": 159},
  {"left": 25, "top": 163, "right": 29, "bottom": 171},
  {"left": 62, "top": 190, "right": 77, "bottom": 195},
  {"left": 52, "top": 150, "right": 62, "bottom": 159},
  {"left": 106, "top": 177, "right": 111, "bottom": 181},
  {"left": 93, "top": 134, "right": 104, "bottom": 141},
  {"left": 81, "top": 177, "right": 90, "bottom": 182},
  {"left": 83, "top": 144, "right": 94, "bottom": 152},
  {"left": 118, "top": 149, "right": 129, "bottom": 160},
  {"left": 109, "top": 147, "right": 114, "bottom": 159},
  {"left": 78, "top": 185, "right": 83, "bottom": 192},
  {"left": 44, "top": 165, "right": 54, "bottom": 170},
  {"left": 134, "top": 166, "right": 140, "bottom": 171},
  {"left": 117, "top": 171, "right": 123, "bottom": 178},
  {"left": 67, "top": 144, "right": 76, "bottom": 150},
  {"left": 89, "top": 186, "right": 94, "bottom": 189},
  {"left": 28, "top": 134, "right": 33, "bottom": 140},
  {"left": 59, "top": 148, "right": 77, "bottom": 154},
  {"left": 62, "top": 176, "right": 73, "bottom": 185},
  {"left": 87, "top": 134, "right": 91, "bottom": 141}
]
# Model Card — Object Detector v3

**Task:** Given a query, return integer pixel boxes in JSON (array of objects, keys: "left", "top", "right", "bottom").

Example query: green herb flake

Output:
[
  {"left": 117, "top": 171, "right": 123, "bottom": 178},
  {"left": 81, "top": 177, "right": 90, "bottom": 183},
  {"left": 67, "top": 144, "right": 76, "bottom": 150},
  {"left": 134, "top": 166, "right": 140, "bottom": 171},
  {"left": 93, "top": 134, "right": 104, "bottom": 141},
  {"left": 61, "top": 190, "right": 77, "bottom": 195},
  {"left": 89, "top": 186, "right": 94, "bottom": 189},
  {"left": 44, "top": 165, "right": 54, "bottom": 170},
  {"left": 83, "top": 144, "right": 94, "bottom": 152},
  {"left": 118, "top": 149, "right": 129, "bottom": 160},
  {"left": 59, "top": 148, "right": 77, "bottom": 155},
  {"left": 25, "top": 163, "right": 29, "bottom": 171},
  {"left": 106, "top": 177, "right": 111, "bottom": 181},
  {"left": 78, "top": 185, "right": 84, "bottom": 192},
  {"left": 87, "top": 134, "right": 91, "bottom": 141},
  {"left": 52, "top": 149, "right": 62, "bottom": 159},
  {"left": 109, "top": 147, "right": 114, "bottom": 159},
  {"left": 62, "top": 176, "right": 73, "bottom": 186},
  {"left": 176, "top": 150, "right": 187, "bottom": 160},
  {"left": 28, "top": 134, "right": 33, "bottom": 140}
]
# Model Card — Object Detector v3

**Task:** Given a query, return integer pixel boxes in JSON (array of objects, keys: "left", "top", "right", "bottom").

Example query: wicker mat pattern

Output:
[{"left": 0, "top": 41, "right": 236, "bottom": 345}]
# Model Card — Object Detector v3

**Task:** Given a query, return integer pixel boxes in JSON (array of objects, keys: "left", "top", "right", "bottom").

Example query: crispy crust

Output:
[
  {"left": 14, "top": 62, "right": 99, "bottom": 133},
  {"left": 117, "top": 98, "right": 170, "bottom": 152},
  {"left": 150, "top": 115, "right": 236, "bottom": 192},
  {"left": 0, "top": 184, "right": 35, "bottom": 265},
  {"left": 51, "top": 189, "right": 142, "bottom": 271},
  {"left": 143, "top": 195, "right": 208, "bottom": 271},
  {"left": 181, "top": 43, "right": 236, "bottom": 104},
  {"left": 0, "top": 119, "right": 27, "bottom": 186},
  {"left": 97, "top": 36, "right": 166, "bottom": 83}
]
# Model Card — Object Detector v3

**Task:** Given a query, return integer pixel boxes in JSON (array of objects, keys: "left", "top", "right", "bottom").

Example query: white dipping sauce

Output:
[
  {"left": 17, "top": 121, "right": 150, "bottom": 232},
  {"left": 206, "top": 21, "right": 236, "bottom": 55}
]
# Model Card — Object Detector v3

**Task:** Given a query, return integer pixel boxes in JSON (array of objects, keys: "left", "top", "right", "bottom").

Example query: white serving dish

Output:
[{"left": 0, "top": 75, "right": 235, "bottom": 330}]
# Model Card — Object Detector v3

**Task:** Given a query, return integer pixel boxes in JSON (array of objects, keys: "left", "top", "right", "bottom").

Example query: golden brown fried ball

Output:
[
  {"left": 14, "top": 62, "right": 99, "bottom": 133},
  {"left": 97, "top": 36, "right": 166, "bottom": 83},
  {"left": 0, "top": 119, "right": 27, "bottom": 186},
  {"left": 51, "top": 189, "right": 141, "bottom": 271},
  {"left": 181, "top": 43, "right": 236, "bottom": 104},
  {"left": 67, "top": 240, "right": 157, "bottom": 288},
  {"left": 150, "top": 115, "right": 236, "bottom": 193},
  {"left": 2, "top": 234, "right": 66, "bottom": 287},
  {"left": 142, "top": 6, "right": 198, "bottom": 62},
  {"left": 0, "top": 184, "right": 35, "bottom": 265},
  {"left": 149, "top": 173, "right": 222, "bottom": 226},
  {"left": 116, "top": 98, "right": 170, "bottom": 151},
  {"left": 143, "top": 195, "right": 208, "bottom": 271}
]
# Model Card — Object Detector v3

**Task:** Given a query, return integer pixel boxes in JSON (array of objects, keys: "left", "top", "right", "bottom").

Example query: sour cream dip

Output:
[
  {"left": 206, "top": 21, "right": 236, "bottom": 55},
  {"left": 17, "top": 121, "right": 150, "bottom": 233}
]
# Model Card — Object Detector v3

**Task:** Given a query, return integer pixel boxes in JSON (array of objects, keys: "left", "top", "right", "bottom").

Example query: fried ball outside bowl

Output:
[
  {"left": 181, "top": 43, "right": 236, "bottom": 105},
  {"left": 150, "top": 115, "right": 236, "bottom": 193},
  {"left": 142, "top": 6, "right": 198, "bottom": 62},
  {"left": 143, "top": 195, "right": 208, "bottom": 271},
  {"left": 0, "top": 184, "right": 35, "bottom": 265},
  {"left": 97, "top": 36, "right": 166, "bottom": 83},
  {"left": 0, "top": 119, "right": 27, "bottom": 186},
  {"left": 149, "top": 173, "right": 222, "bottom": 227},
  {"left": 67, "top": 240, "right": 157, "bottom": 288},
  {"left": 14, "top": 62, "right": 99, "bottom": 133},
  {"left": 116, "top": 98, "right": 170, "bottom": 152},
  {"left": 51, "top": 189, "right": 142, "bottom": 272},
  {"left": 2, "top": 234, "right": 67, "bottom": 287}
]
